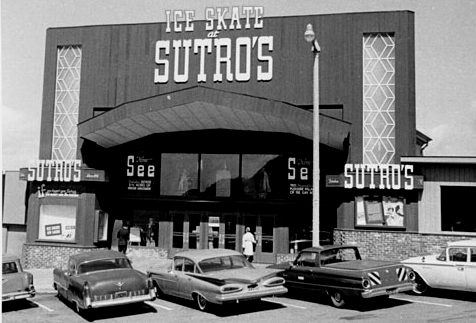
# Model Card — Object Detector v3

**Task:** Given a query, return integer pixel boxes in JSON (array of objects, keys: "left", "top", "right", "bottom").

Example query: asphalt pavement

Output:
[{"left": 27, "top": 249, "right": 269, "bottom": 294}]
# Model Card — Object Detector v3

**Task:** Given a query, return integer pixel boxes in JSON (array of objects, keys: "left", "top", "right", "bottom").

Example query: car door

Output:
[
  {"left": 177, "top": 258, "right": 195, "bottom": 299},
  {"left": 431, "top": 247, "right": 467, "bottom": 290},
  {"left": 283, "top": 251, "right": 318, "bottom": 291},
  {"left": 163, "top": 258, "right": 182, "bottom": 297},
  {"left": 466, "top": 247, "right": 476, "bottom": 291}
]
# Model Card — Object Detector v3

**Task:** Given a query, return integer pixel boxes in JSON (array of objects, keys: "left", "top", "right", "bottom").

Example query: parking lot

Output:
[{"left": 3, "top": 289, "right": 475, "bottom": 323}]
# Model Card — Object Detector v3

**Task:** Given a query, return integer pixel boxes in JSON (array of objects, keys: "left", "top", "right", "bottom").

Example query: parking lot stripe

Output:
[
  {"left": 30, "top": 300, "right": 54, "bottom": 312},
  {"left": 392, "top": 296, "right": 453, "bottom": 308},
  {"left": 145, "top": 301, "right": 174, "bottom": 311},
  {"left": 262, "top": 298, "right": 307, "bottom": 309}
]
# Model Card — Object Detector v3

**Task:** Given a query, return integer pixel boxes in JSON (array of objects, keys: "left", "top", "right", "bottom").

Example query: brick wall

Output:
[
  {"left": 22, "top": 244, "right": 100, "bottom": 269},
  {"left": 22, "top": 243, "right": 169, "bottom": 269},
  {"left": 334, "top": 229, "right": 476, "bottom": 261}
]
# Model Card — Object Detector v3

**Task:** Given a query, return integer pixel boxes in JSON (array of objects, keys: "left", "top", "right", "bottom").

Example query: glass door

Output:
[
  {"left": 224, "top": 215, "right": 237, "bottom": 251},
  {"left": 207, "top": 215, "right": 220, "bottom": 249},
  {"left": 188, "top": 213, "right": 201, "bottom": 249}
]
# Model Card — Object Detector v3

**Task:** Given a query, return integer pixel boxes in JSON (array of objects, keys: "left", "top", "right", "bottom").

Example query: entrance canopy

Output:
[{"left": 79, "top": 86, "right": 350, "bottom": 150}]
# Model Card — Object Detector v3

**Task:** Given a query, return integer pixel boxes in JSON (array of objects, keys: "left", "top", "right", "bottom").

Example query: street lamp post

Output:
[{"left": 304, "top": 24, "right": 321, "bottom": 247}]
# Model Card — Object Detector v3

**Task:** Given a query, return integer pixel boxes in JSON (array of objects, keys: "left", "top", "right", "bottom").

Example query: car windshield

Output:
[
  {"left": 77, "top": 258, "right": 132, "bottom": 274},
  {"left": 198, "top": 255, "right": 253, "bottom": 273},
  {"left": 2, "top": 262, "right": 18, "bottom": 274}
]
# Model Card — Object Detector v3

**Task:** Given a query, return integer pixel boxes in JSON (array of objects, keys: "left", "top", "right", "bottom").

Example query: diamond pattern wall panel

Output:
[
  {"left": 52, "top": 45, "right": 81, "bottom": 160},
  {"left": 363, "top": 33, "right": 395, "bottom": 164}
]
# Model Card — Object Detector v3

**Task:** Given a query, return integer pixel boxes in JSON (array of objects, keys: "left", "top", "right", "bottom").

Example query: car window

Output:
[
  {"left": 336, "top": 248, "right": 359, "bottom": 261},
  {"left": 2, "top": 262, "right": 18, "bottom": 274},
  {"left": 183, "top": 259, "right": 195, "bottom": 273},
  {"left": 77, "top": 258, "right": 132, "bottom": 274},
  {"left": 471, "top": 248, "right": 476, "bottom": 263},
  {"left": 448, "top": 247, "right": 467, "bottom": 262},
  {"left": 174, "top": 258, "right": 184, "bottom": 271},
  {"left": 199, "top": 255, "right": 251, "bottom": 273},
  {"left": 295, "top": 252, "right": 317, "bottom": 267}
]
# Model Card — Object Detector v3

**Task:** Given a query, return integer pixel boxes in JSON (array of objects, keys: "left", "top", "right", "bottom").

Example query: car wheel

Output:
[
  {"left": 195, "top": 293, "right": 208, "bottom": 311},
  {"left": 413, "top": 273, "right": 428, "bottom": 295},
  {"left": 329, "top": 290, "right": 346, "bottom": 308}
]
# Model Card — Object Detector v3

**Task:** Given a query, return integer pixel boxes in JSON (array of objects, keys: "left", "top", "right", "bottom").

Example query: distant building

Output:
[{"left": 2, "top": 171, "right": 28, "bottom": 257}]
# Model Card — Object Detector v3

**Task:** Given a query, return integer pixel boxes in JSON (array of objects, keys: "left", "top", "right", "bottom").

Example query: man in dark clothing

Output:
[{"left": 117, "top": 224, "right": 130, "bottom": 254}]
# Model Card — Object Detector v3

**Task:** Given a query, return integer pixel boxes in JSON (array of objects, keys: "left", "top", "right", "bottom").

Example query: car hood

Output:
[
  {"left": 79, "top": 269, "right": 148, "bottom": 292},
  {"left": 325, "top": 259, "right": 401, "bottom": 271}
]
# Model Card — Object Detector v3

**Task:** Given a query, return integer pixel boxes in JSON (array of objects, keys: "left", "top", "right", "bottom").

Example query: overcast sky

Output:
[{"left": 2, "top": 0, "right": 476, "bottom": 171}]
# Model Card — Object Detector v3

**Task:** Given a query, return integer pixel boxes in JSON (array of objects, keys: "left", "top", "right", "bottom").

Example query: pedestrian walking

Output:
[{"left": 242, "top": 227, "right": 256, "bottom": 263}]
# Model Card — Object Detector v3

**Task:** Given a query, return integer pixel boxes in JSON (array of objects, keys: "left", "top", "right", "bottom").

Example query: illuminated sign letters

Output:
[
  {"left": 27, "top": 160, "right": 82, "bottom": 182},
  {"left": 344, "top": 164, "right": 414, "bottom": 190}
]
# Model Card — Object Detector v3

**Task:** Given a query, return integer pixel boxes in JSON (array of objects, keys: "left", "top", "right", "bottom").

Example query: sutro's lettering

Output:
[
  {"left": 344, "top": 164, "right": 414, "bottom": 190},
  {"left": 155, "top": 6, "right": 273, "bottom": 84},
  {"left": 28, "top": 160, "right": 82, "bottom": 182}
]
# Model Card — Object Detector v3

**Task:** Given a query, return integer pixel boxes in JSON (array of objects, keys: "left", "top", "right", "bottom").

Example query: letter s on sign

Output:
[
  {"left": 344, "top": 164, "right": 353, "bottom": 188},
  {"left": 288, "top": 157, "right": 296, "bottom": 180}
]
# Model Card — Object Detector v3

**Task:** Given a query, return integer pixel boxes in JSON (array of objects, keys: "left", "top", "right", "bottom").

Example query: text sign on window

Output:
[
  {"left": 288, "top": 157, "right": 312, "bottom": 196},
  {"left": 127, "top": 155, "right": 155, "bottom": 191}
]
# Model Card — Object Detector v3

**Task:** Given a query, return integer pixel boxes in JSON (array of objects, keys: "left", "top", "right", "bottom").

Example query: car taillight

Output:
[
  {"left": 83, "top": 281, "right": 91, "bottom": 299},
  {"left": 220, "top": 285, "right": 243, "bottom": 294},
  {"left": 362, "top": 278, "right": 371, "bottom": 289},
  {"left": 263, "top": 277, "right": 285, "bottom": 287},
  {"left": 407, "top": 270, "right": 416, "bottom": 281}
]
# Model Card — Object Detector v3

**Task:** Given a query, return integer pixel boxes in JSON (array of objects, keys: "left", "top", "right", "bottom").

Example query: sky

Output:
[{"left": 2, "top": 0, "right": 476, "bottom": 171}]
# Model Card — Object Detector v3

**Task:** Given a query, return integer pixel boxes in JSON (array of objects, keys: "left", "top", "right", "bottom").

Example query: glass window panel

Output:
[
  {"left": 363, "top": 33, "right": 395, "bottom": 165},
  {"left": 39, "top": 204, "right": 77, "bottom": 241},
  {"left": 200, "top": 154, "right": 239, "bottom": 197},
  {"left": 160, "top": 154, "right": 198, "bottom": 196},
  {"left": 53, "top": 45, "right": 81, "bottom": 161},
  {"left": 224, "top": 216, "right": 236, "bottom": 251},
  {"left": 242, "top": 155, "right": 279, "bottom": 199}
]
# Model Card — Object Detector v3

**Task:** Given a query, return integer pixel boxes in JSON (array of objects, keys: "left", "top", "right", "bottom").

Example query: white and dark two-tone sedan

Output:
[
  {"left": 147, "top": 248, "right": 287, "bottom": 311},
  {"left": 402, "top": 239, "right": 476, "bottom": 294}
]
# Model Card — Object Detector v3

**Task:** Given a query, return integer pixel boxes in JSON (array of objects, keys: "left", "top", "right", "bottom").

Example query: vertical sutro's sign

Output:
[
  {"left": 126, "top": 155, "right": 156, "bottom": 191},
  {"left": 287, "top": 156, "right": 313, "bottom": 196},
  {"left": 154, "top": 7, "right": 273, "bottom": 84}
]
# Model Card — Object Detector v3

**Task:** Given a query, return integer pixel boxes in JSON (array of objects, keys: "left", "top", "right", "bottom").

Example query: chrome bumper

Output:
[
  {"left": 88, "top": 289, "right": 156, "bottom": 309},
  {"left": 361, "top": 282, "right": 413, "bottom": 298},
  {"left": 215, "top": 286, "right": 288, "bottom": 303},
  {"left": 2, "top": 290, "right": 36, "bottom": 302}
]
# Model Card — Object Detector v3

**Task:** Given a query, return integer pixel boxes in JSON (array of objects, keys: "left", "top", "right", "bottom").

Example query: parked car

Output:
[
  {"left": 2, "top": 254, "right": 36, "bottom": 302},
  {"left": 402, "top": 239, "right": 476, "bottom": 294},
  {"left": 147, "top": 248, "right": 287, "bottom": 311},
  {"left": 53, "top": 250, "right": 156, "bottom": 314},
  {"left": 269, "top": 245, "right": 415, "bottom": 308}
]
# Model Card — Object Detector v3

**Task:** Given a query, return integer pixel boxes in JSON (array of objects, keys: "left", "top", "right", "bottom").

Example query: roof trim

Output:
[{"left": 401, "top": 156, "right": 476, "bottom": 164}]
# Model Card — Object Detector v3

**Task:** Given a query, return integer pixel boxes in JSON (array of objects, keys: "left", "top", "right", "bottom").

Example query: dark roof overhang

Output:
[{"left": 78, "top": 86, "right": 351, "bottom": 150}]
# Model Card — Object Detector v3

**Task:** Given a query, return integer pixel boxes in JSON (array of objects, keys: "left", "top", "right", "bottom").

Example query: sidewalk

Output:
[{"left": 28, "top": 252, "right": 269, "bottom": 294}]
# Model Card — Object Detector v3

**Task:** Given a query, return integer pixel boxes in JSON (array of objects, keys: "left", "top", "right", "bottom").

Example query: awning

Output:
[{"left": 78, "top": 86, "right": 351, "bottom": 150}]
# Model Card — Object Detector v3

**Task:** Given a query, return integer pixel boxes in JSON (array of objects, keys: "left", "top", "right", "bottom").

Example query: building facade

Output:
[{"left": 19, "top": 9, "right": 475, "bottom": 267}]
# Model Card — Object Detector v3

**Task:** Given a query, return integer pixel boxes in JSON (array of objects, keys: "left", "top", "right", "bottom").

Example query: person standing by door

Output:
[
  {"left": 117, "top": 223, "right": 130, "bottom": 254},
  {"left": 242, "top": 227, "right": 256, "bottom": 263}
]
